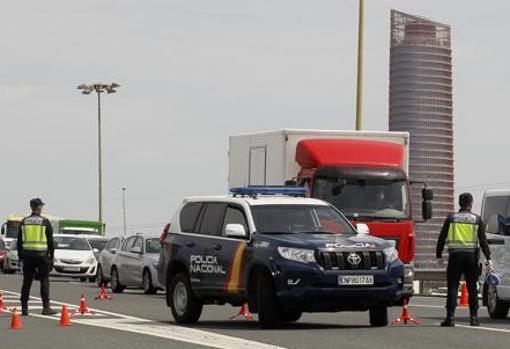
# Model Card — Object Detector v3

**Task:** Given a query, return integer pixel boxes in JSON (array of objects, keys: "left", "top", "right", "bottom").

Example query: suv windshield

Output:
[
  {"left": 314, "top": 178, "right": 410, "bottom": 220},
  {"left": 251, "top": 205, "right": 355, "bottom": 234},
  {"left": 146, "top": 238, "right": 161, "bottom": 254},
  {"left": 54, "top": 237, "right": 91, "bottom": 251}
]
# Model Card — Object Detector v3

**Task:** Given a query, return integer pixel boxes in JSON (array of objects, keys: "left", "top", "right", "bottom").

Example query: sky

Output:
[{"left": 1, "top": 1, "right": 509, "bottom": 234}]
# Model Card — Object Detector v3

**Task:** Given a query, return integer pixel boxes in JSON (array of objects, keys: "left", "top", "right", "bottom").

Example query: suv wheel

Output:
[
  {"left": 168, "top": 272, "right": 202, "bottom": 324},
  {"left": 488, "top": 285, "right": 509, "bottom": 319},
  {"left": 369, "top": 306, "right": 388, "bottom": 327},
  {"left": 142, "top": 269, "right": 157, "bottom": 295},
  {"left": 111, "top": 267, "right": 125, "bottom": 293},
  {"left": 280, "top": 309, "right": 302, "bottom": 322},
  {"left": 257, "top": 272, "right": 282, "bottom": 329}
]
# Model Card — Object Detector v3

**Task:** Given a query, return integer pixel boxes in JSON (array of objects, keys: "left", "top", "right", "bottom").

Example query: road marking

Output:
[
  {"left": 456, "top": 325, "right": 510, "bottom": 333},
  {"left": 1, "top": 289, "right": 286, "bottom": 349}
]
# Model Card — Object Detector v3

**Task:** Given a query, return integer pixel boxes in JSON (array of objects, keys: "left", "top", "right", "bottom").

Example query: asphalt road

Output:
[{"left": 1, "top": 274, "right": 510, "bottom": 349}]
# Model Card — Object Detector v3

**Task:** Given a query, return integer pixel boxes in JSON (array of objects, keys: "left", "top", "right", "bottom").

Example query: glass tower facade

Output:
[{"left": 389, "top": 10, "right": 454, "bottom": 268}]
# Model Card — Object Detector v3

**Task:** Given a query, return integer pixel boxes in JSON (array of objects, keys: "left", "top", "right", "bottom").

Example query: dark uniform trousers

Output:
[
  {"left": 21, "top": 255, "right": 51, "bottom": 307},
  {"left": 446, "top": 251, "right": 479, "bottom": 311}
]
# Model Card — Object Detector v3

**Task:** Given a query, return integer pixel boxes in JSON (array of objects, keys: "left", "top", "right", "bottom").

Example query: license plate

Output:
[
  {"left": 62, "top": 266, "right": 80, "bottom": 272},
  {"left": 338, "top": 275, "right": 374, "bottom": 286}
]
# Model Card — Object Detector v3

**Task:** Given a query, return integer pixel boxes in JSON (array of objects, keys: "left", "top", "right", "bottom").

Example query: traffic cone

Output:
[
  {"left": 0, "top": 293, "right": 5, "bottom": 314},
  {"left": 229, "top": 304, "right": 253, "bottom": 321},
  {"left": 458, "top": 282, "right": 469, "bottom": 307},
  {"left": 72, "top": 290, "right": 95, "bottom": 315},
  {"left": 59, "top": 305, "right": 72, "bottom": 326},
  {"left": 391, "top": 298, "right": 420, "bottom": 326},
  {"left": 9, "top": 308, "right": 23, "bottom": 330},
  {"left": 94, "top": 284, "right": 112, "bottom": 300}
]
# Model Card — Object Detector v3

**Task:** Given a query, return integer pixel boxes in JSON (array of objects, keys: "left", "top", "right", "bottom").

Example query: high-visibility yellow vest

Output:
[
  {"left": 21, "top": 216, "right": 48, "bottom": 252},
  {"left": 447, "top": 212, "right": 479, "bottom": 250}
]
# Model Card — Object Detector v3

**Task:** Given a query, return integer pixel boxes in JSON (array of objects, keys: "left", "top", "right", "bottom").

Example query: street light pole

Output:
[
  {"left": 122, "top": 187, "right": 127, "bottom": 236},
  {"left": 77, "top": 82, "right": 120, "bottom": 223},
  {"left": 97, "top": 90, "right": 103, "bottom": 223},
  {"left": 355, "top": 0, "right": 364, "bottom": 131}
]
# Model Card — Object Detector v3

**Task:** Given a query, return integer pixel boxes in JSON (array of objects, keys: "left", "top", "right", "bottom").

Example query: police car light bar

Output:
[{"left": 230, "top": 186, "right": 307, "bottom": 197}]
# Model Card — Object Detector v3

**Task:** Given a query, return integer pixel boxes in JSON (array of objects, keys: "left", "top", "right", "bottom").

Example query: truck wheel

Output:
[
  {"left": 280, "top": 309, "right": 302, "bottom": 322},
  {"left": 168, "top": 272, "right": 202, "bottom": 324},
  {"left": 111, "top": 267, "right": 125, "bottom": 293},
  {"left": 257, "top": 272, "right": 282, "bottom": 329},
  {"left": 488, "top": 285, "right": 509, "bottom": 319},
  {"left": 143, "top": 269, "right": 157, "bottom": 295},
  {"left": 369, "top": 306, "right": 388, "bottom": 327}
]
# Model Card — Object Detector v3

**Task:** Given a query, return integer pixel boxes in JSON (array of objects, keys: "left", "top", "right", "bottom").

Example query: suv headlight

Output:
[
  {"left": 87, "top": 255, "right": 96, "bottom": 265},
  {"left": 383, "top": 247, "right": 399, "bottom": 264},
  {"left": 277, "top": 247, "right": 316, "bottom": 264}
]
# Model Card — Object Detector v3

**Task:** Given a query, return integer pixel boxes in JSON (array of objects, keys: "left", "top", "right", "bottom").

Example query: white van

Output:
[{"left": 480, "top": 189, "right": 510, "bottom": 319}]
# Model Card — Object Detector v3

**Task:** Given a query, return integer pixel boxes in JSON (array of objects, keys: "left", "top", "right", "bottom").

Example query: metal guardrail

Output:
[{"left": 414, "top": 268, "right": 447, "bottom": 295}]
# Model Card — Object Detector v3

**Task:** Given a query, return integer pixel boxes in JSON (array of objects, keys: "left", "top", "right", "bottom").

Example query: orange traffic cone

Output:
[
  {"left": 0, "top": 293, "right": 5, "bottom": 314},
  {"left": 9, "top": 308, "right": 24, "bottom": 329},
  {"left": 229, "top": 304, "right": 253, "bottom": 321},
  {"left": 59, "top": 305, "right": 72, "bottom": 326},
  {"left": 458, "top": 282, "right": 469, "bottom": 307},
  {"left": 72, "top": 290, "right": 95, "bottom": 315},
  {"left": 94, "top": 284, "right": 112, "bottom": 300},
  {"left": 391, "top": 298, "right": 420, "bottom": 326}
]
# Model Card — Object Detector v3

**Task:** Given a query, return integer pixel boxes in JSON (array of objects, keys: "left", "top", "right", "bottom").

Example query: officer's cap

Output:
[{"left": 30, "top": 198, "right": 45, "bottom": 209}]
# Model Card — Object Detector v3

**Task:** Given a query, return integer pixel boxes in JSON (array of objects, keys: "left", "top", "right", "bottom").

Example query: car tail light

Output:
[{"left": 159, "top": 223, "right": 170, "bottom": 245}]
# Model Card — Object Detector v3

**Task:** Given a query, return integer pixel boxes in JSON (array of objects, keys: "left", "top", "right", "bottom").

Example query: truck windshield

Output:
[
  {"left": 251, "top": 205, "right": 356, "bottom": 234},
  {"left": 314, "top": 178, "right": 410, "bottom": 220}
]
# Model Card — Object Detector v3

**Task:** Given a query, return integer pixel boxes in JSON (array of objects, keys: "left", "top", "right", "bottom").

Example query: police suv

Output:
[{"left": 158, "top": 187, "right": 404, "bottom": 328}]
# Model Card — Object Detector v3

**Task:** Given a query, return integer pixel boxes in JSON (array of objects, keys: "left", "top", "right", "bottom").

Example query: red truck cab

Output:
[{"left": 295, "top": 139, "right": 431, "bottom": 296}]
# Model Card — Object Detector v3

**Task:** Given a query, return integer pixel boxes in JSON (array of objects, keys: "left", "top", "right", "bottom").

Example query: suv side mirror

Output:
[
  {"left": 130, "top": 246, "right": 142, "bottom": 254},
  {"left": 110, "top": 248, "right": 118, "bottom": 254},
  {"left": 356, "top": 223, "right": 370, "bottom": 235},
  {"left": 225, "top": 224, "right": 247, "bottom": 238},
  {"left": 422, "top": 188, "right": 433, "bottom": 220},
  {"left": 93, "top": 248, "right": 99, "bottom": 254}
]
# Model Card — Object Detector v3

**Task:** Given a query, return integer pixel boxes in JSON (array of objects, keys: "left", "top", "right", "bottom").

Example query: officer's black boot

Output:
[
  {"left": 470, "top": 308, "right": 480, "bottom": 327},
  {"left": 21, "top": 303, "right": 29, "bottom": 316},
  {"left": 42, "top": 304, "right": 57, "bottom": 316},
  {"left": 441, "top": 308, "right": 455, "bottom": 327}
]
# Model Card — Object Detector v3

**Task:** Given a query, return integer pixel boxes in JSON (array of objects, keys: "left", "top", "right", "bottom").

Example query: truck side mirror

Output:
[
  {"left": 421, "top": 188, "right": 433, "bottom": 220},
  {"left": 422, "top": 188, "right": 434, "bottom": 201},
  {"left": 422, "top": 200, "right": 433, "bottom": 220},
  {"left": 1, "top": 223, "right": 5, "bottom": 236}
]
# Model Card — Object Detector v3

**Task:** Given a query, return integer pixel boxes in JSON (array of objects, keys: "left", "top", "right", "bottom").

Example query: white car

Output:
[
  {"left": 51, "top": 234, "right": 97, "bottom": 281},
  {"left": 480, "top": 189, "right": 510, "bottom": 319}
]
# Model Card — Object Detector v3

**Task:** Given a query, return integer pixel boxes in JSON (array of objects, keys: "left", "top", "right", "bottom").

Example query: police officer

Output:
[
  {"left": 17, "top": 198, "right": 57, "bottom": 316},
  {"left": 436, "top": 193, "right": 492, "bottom": 327}
]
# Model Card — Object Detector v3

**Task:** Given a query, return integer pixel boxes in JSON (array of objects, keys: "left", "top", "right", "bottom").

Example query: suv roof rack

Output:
[{"left": 230, "top": 186, "right": 307, "bottom": 198}]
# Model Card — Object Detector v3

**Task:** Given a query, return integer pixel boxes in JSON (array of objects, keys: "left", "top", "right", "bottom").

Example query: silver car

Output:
[
  {"left": 2, "top": 239, "right": 20, "bottom": 273},
  {"left": 110, "top": 234, "right": 162, "bottom": 294},
  {"left": 96, "top": 236, "right": 124, "bottom": 286}
]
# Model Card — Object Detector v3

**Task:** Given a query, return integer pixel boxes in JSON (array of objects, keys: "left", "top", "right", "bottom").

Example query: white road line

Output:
[
  {"left": 1, "top": 289, "right": 286, "bottom": 349},
  {"left": 456, "top": 325, "right": 510, "bottom": 333}
]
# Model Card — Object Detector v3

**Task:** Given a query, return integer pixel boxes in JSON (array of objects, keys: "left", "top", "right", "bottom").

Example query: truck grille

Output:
[{"left": 318, "top": 251, "right": 386, "bottom": 270}]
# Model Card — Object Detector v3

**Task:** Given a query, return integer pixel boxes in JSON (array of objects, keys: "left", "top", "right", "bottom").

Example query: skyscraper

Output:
[{"left": 388, "top": 10, "right": 454, "bottom": 268}]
